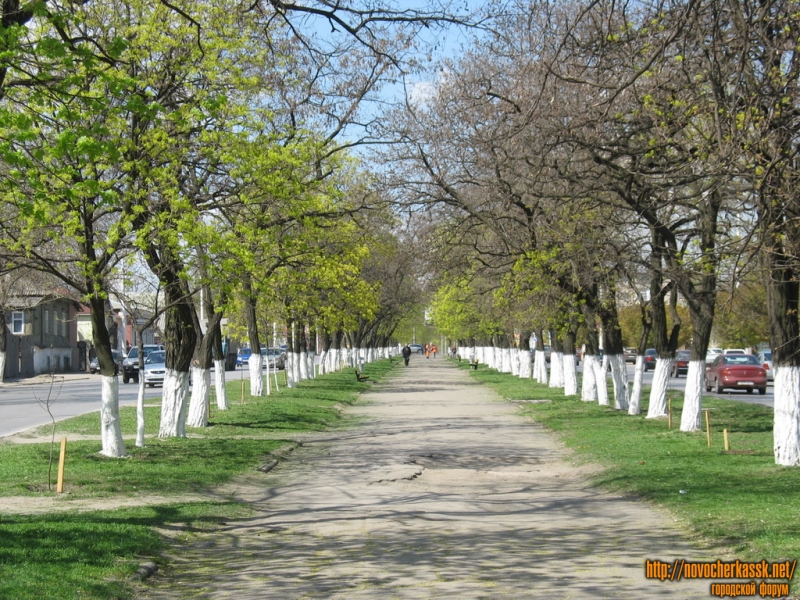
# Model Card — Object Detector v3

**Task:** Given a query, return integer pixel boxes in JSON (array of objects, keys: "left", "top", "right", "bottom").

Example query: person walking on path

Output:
[
  {"left": 432, "top": 344, "right": 438, "bottom": 358},
  {"left": 425, "top": 343, "right": 430, "bottom": 358},
  {"left": 144, "top": 358, "right": 713, "bottom": 599},
  {"left": 401, "top": 343, "right": 412, "bottom": 366}
]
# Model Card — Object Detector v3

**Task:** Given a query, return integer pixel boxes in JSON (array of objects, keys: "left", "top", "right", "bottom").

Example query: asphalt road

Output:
[
  {"left": 625, "top": 363, "right": 774, "bottom": 408},
  {"left": 0, "top": 363, "right": 773, "bottom": 440},
  {"left": 0, "top": 375, "right": 166, "bottom": 438}
]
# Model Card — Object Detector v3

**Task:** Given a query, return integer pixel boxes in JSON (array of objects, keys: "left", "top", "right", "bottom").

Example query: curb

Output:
[{"left": 258, "top": 441, "right": 302, "bottom": 473}]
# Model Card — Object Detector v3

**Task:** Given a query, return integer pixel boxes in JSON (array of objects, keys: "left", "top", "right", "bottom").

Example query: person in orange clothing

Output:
[
  {"left": 432, "top": 344, "right": 438, "bottom": 358},
  {"left": 425, "top": 343, "right": 430, "bottom": 358}
]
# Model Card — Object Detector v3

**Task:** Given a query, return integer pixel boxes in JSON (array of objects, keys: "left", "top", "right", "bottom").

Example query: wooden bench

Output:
[
  {"left": 469, "top": 360, "right": 479, "bottom": 370},
  {"left": 355, "top": 370, "right": 370, "bottom": 382}
]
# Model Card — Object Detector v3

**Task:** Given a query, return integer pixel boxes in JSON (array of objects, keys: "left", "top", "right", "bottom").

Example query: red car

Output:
[
  {"left": 705, "top": 354, "right": 767, "bottom": 394},
  {"left": 671, "top": 350, "right": 691, "bottom": 377}
]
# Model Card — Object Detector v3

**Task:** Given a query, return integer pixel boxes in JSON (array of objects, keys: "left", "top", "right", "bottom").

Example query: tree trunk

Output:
[
  {"left": 562, "top": 331, "right": 578, "bottom": 396},
  {"left": 582, "top": 354, "right": 598, "bottom": 402},
  {"left": 549, "top": 334, "right": 564, "bottom": 389},
  {"left": 187, "top": 312, "right": 223, "bottom": 428},
  {"left": 629, "top": 310, "right": 651, "bottom": 415},
  {"left": 646, "top": 234, "right": 673, "bottom": 419},
  {"left": 629, "top": 356, "right": 645, "bottom": 415},
  {"left": 0, "top": 308, "right": 5, "bottom": 383},
  {"left": 211, "top": 320, "right": 228, "bottom": 410},
  {"left": 89, "top": 295, "right": 126, "bottom": 457},
  {"left": 100, "top": 375, "right": 126, "bottom": 457},
  {"left": 763, "top": 223, "right": 800, "bottom": 465},
  {"left": 158, "top": 292, "right": 197, "bottom": 438},
  {"left": 244, "top": 286, "right": 263, "bottom": 397}
]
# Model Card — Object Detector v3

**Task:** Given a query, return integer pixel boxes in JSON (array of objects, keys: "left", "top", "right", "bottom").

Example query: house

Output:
[
  {"left": 3, "top": 294, "right": 82, "bottom": 378},
  {"left": 75, "top": 300, "right": 161, "bottom": 366}
]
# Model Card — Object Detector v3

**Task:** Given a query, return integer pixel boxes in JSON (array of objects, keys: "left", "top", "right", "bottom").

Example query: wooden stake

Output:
[
  {"left": 56, "top": 437, "right": 67, "bottom": 493},
  {"left": 668, "top": 397, "right": 672, "bottom": 429},
  {"left": 723, "top": 428, "right": 729, "bottom": 451},
  {"left": 705, "top": 410, "right": 712, "bottom": 447}
]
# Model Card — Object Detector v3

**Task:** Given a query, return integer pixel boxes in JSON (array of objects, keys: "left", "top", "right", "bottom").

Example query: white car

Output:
[
  {"left": 705, "top": 348, "right": 723, "bottom": 363},
  {"left": 142, "top": 350, "right": 167, "bottom": 387},
  {"left": 758, "top": 350, "right": 774, "bottom": 382}
]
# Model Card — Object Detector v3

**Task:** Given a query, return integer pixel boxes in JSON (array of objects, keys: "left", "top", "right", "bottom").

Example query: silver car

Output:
[
  {"left": 758, "top": 350, "right": 774, "bottom": 382},
  {"left": 142, "top": 351, "right": 167, "bottom": 387}
]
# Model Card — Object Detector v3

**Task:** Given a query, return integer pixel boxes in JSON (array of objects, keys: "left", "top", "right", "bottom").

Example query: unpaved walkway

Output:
[{"left": 139, "top": 359, "right": 714, "bottom": 599}]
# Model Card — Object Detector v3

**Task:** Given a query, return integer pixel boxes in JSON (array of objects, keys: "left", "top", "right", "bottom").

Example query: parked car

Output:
[
  {"left": 89, "top": 350, "right": 122, "bottom": 374},
  {"left": 543, "top": 345, "right": 551, "bottom": 363},
  {"left": 122, "top": 344, "right": 164, "bottom": 383},
  {"left": 671, "top": 350, "right": 691, "bottom": 377},
  {"left": 758, "top": 349, "right": 774, "bottom": 382},
  {"left": 643, "top": 348, "right": 657, "bottom": 371},
  {"left": 408, "top": 343, "right": 423, "bottom": 354},
  {"left": 142, "top": 351, "right": 167, "bottom": 387},
  {"left": 724, "top": 348, "right": 746, "bottom": 354},
  {"left": 236, "top": 347, "right": 252, "bottom": 367},
  {"left": 623, "top": 347, "right": 637, "bottom": 363},
  {"left": 261, "top": 347, "right": 286, "bottom": 370},
  {"left": 705, "top": 354, "right": 767, "bottom": 394},
  {"left": 705, "top": 347, "right": 723, "bottom": 363}
]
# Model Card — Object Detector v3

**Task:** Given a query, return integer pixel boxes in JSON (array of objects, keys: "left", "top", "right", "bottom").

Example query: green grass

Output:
[
  {"left": 0, "top": 503, "right": 250, "bottom": 600},
  {"left": 0, "top": 359, "right": 397, "bottom": 599},
  {"left": 460, "top": 362, "right": 800, "bottom": 566}
]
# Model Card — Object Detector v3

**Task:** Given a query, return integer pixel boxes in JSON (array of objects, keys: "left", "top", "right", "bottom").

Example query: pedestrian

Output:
[
  {"left": 425, "top": 343, "right": 430, "bottom": 359},
  {"left": 432, "top": 344, "right": 438, "bottom": 358},
  {"left": 402, "top": 344, "right": 412, "bottom": 366}
]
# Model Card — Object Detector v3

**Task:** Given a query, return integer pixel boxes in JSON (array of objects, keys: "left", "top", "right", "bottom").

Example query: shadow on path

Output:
[{"left": 139, "top": 359, "right": 714, "bottom": 599}]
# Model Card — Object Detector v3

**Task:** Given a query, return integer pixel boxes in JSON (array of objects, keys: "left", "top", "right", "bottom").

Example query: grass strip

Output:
[
  {"left": 459, "top": 362, "right": 800, "bottom": 566},
  {"left": 0, "top": 359, "right": 396, "bottom": 599},
  {"left": 0, "top": 503, "right": 249, "bottom": 600}
]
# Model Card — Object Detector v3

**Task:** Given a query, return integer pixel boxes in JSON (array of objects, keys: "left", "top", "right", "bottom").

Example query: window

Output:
[
  {"left": 44, "top": 309, "right": 49, "bottom": 334},
  {"left": 11, "top": 311, "right": 24, "bottom": 334}
]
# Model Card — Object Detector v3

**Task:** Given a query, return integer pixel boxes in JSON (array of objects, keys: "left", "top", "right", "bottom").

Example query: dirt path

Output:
[{"left": 134, "top": 359, "right": 718, "bottom": 599}]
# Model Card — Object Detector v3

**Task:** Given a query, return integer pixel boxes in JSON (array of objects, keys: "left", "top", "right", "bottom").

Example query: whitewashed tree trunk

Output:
[
  {"left": 264, "top": 358, "right": 271, "bottom": 395},
  {"left": 308, "top": 352, "right": 316, "bottom": 378},
  {"left": 582, "top": 354, "right": 599, "bottom": 402},
  {"left": 299, "top": 349, "right": 309, "bottom": 380},
  {"left": 214, "top": 359, "right": 228, "bottom": 410},
  {"left": 534, "top": 350, "right": 548, "bottom": 383},
  {"left": 518, "top": 350, "right": 531, "bottom": 379},
  {"left": 646, "top": 359, "right": 672, "bottom": 418},
  {"left": 0, "top": 352, "right": 5, "bottom": 383},
  {"left": 249, "top": 354, "right": 264, "bottom": 396},
  {"left": 563, "top": 353, "right": 578, "bottom": 396},
  {"left": 501, "top": 348, "right": 512, "bottom": 373},
  {"left": 294, "top": 350, "right": 302, "bottom": 383},
  {"left": 774, "top": 366, "right": 800, "bottom": 465},
  {"left": 549, "top": 352, "right": 564, "bottom": 388},
  {"left": 272, "top": 359, "right": 280, "bottom": 391},
  {"left": 286, "top": 352, "right": 296, "bottom": 388},
  {"left": 318, "top": 350, "right": 327, "bottom": 375},
  {"left": 187, "top": 366, "right": 210, "bottom": 428},
  {"left": 608, "top": 354, "right": 629, "bottom": 410},
  {"left": 100, "top": 375, "right": 127, "bottom": 457},
  {"left": 594, "top": 359, "right": 609, "bottom": 405},
  {"left": 135, "top": 375, "right": 146, "bottom": 447},
  {"left": 679, "top": 360, "right": 704, "bottom": 432},
  {"left": 628, "top": 356, "right": 645, "bottom": 415},
  {"left": 159, "top": 369, "right": 190, "bottom": 438}
]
